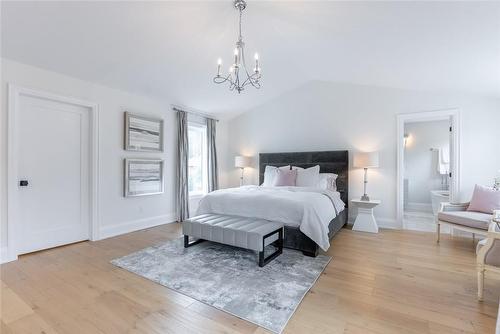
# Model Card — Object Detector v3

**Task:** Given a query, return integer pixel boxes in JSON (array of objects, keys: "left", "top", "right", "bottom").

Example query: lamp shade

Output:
[
  {"left": 235, "top": 156, "right": 252, "bottom": 168},
  {"left": 353, "top": 151, "right": 379, "bottom": 168}
]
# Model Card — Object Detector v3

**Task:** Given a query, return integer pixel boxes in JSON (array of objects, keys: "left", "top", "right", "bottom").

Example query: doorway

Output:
[
  {"left": 397, "top": 110, "right": 460, "bottom": 230},
  {"left": 7, "top": 85, "right": 99, "bottom": 262}
]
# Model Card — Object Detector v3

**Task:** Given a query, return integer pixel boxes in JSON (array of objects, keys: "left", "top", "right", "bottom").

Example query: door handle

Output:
[{"left": 19, "top": 180, "right": 29, "bottom": 187}]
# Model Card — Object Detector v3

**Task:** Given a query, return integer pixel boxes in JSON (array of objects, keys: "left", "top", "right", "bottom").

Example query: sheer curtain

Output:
[
  {"left": 176, "top": 109, "right": 189, "bottom": 222},
  {"left": 207, "top": 118, "right": 218, "bottom": 192}
]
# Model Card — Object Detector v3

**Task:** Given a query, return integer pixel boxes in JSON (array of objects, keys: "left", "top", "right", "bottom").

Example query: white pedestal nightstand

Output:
[{"left": 351, "top": 199, "right": 381, "bottom": 233}]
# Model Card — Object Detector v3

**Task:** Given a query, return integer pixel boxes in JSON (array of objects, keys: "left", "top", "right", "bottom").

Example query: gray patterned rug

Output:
[{"left": 111, "top": 238, "right": 331, "bottom": 333}]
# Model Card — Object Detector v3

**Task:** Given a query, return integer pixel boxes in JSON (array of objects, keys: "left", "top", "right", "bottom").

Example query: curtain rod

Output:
[{"left": 171, "top": 105, "right": 219, "bottom": 122}]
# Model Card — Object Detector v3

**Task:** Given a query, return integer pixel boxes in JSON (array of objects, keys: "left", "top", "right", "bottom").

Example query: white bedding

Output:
[{"left": 196, "top": 186, "right": 345, "bottom": 251}]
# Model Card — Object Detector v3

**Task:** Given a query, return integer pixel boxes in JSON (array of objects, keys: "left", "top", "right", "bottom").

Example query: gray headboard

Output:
[{"left": 259, "top": 150, "right": 349, "bottom": 206}]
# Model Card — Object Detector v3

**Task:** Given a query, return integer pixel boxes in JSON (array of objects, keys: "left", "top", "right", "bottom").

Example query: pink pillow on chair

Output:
[
  {"left": 467, "top": 184, "right": 500, "bottom": 214},
  {"left": 273, "top": 169, "right": 297, "bottom": 186}
]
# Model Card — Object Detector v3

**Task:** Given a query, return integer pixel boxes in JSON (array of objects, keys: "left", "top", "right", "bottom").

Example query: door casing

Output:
[
  {"left": 396, "top": 109, "right": 461, "bottom": 229},
  {"left": 5, "top": 84, "right": 99, "bottom": 263}
]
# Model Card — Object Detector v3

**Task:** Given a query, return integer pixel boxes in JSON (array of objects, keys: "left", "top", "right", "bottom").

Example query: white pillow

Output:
[
  {"left": 317, "top": 173, "right": 338, "bottom": 191},
  {"left": 292, "top": 165, "right": 320, "bottom": 187},
  {"left": 262, "top": 165, "right": 290, "bottom": 187}
]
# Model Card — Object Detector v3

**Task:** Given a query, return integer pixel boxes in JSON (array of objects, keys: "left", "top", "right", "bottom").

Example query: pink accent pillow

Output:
[
  {"left": 273, "top": 169, "right": 297, "bottom": 186},
  {"left": 467, "top": 184, "right": 500, "bottom": 214}
]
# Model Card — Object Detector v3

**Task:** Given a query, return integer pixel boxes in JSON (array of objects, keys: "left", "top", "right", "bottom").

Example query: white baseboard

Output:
[
  {"left": 406, "top": 202, "right": 433, "bottom": 213},
  {"left": 1, "top": 247, "right": 17, "bottom": 264},
  {"left": 347, "top": 216, "right": 400, "bottom": 230},
  {"left": 1, "top": 214, "right": 177, "bottom": 264},
  {"left": 377, "top": 218, "right": 400, "bottom": 229},
  {"left": 99, "top": 213, "right": 177, "bottom": 240}
]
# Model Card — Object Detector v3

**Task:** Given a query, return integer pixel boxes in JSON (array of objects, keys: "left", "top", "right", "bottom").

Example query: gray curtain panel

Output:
[
  {"left": 176, "top": 109, "right": 190, "bottom": 221},
  {"left": 207, "top": 118, "right": 219, "bottom": 192}
]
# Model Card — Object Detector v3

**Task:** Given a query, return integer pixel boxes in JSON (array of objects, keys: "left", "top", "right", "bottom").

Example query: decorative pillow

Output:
[
  {"left": 292, "top": 165, "right": 320, "bottom": 187},
  {"left": 318, "top": 173, "right": 338, "bottom": 191},
  {"left": 273, "top": 169, "right": 297, "bottom": 187},
  {"left": 262, "top": 165, "right": 290, "bottom": 187},
  {"left": 467, "top": 184, "right": 500, "bottom": 214}
]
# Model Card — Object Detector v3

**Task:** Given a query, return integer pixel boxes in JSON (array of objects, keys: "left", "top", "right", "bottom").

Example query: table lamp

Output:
[
  {"left": 235, "top": 156, "right": 252, "bottom": 186},
  {"left": 353, "top": 151, "right": 379, "bottom": 201}
]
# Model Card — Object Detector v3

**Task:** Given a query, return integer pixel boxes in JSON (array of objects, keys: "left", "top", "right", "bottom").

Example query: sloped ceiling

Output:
[{"left": 2, "top": 1, "right": 499, "bottom": 116}]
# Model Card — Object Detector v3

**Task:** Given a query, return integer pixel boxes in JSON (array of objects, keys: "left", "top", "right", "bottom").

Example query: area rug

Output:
[{"left": 111, "top": 238, "right": 331, "bottom": 333}]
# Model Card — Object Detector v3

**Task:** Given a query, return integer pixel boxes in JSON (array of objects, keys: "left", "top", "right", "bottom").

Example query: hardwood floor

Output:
[{"left": 1, "top": 224, "right": 498, "bottom": 333}]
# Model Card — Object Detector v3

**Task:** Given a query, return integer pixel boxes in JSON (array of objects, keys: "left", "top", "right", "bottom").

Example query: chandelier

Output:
[{"left": 213, "top": 0, "right": 261, "bottom": 94}]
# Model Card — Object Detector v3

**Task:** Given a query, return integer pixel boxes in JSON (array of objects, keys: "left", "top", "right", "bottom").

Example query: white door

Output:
[{"left": 16, "top": 94, "right": 90, "bottom": 254}]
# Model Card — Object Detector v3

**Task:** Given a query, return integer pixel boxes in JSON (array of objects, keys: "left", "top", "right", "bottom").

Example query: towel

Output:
[
  {"left": 440, "top": 146, "right": 450, "bottom": 164},
  {"left": 437, "top": 147, "right": 450, "bottom": 175}
]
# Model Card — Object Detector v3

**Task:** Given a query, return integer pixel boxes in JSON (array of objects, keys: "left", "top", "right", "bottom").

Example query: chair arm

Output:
[
  {"left": 439, "top": 202, "right": 470, "bottom": 212},
  {"left": 488, "top": 220, "right": 500, "bottom": 235}
]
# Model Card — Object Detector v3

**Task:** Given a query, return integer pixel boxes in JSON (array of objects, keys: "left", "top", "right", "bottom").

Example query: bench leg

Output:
[
  {"left": 184, "top": 235, "right": 204, "bottom": 248},
  {"left": 436, "top": 223, "right": 441, "bottom": 243},
  {"left": 259, "top": 228, "right": 283, "bottom": 267},
  {"left": 258, "top": 250, "right": 265, "bottom": 267}
]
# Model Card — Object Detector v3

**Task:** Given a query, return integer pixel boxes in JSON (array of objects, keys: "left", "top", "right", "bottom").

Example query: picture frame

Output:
[
  {"left": 124, "top": 158, "right": 164, "bottom": 197},
  {"left": 124, "top": 112, "right": 164, "bottom": 152}
]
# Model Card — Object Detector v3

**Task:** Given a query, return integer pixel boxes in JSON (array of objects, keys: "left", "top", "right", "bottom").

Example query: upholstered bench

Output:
[{"left": 182, "top": 214, "right": 284, "bottom": 267}]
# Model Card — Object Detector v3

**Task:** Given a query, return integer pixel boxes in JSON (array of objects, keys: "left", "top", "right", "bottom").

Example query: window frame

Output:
[{"left": 187, "top": 122, "right": 208, "bottom": 198}]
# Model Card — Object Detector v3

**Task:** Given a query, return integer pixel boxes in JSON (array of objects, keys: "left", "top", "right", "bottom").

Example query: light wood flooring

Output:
[{"left": 1, "top": 224, "right": 499, "bottom": 334}]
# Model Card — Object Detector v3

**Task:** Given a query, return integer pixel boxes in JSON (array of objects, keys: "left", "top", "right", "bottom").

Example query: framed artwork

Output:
[
  {"left": 124, "top": 158, "right": 164, "bottom": 197},
  {"left": 125, "top": 112, "right": 164, "bottom": 152}
]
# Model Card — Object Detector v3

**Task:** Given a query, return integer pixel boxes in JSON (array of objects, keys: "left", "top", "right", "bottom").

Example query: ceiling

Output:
[{"left": 2, "top": 1, "right": 500, "bottom": 116}]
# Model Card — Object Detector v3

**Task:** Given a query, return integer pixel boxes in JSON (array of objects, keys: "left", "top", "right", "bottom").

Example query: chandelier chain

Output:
[{"left": 239, "top": 8, "right": 242, "bottom": 40}]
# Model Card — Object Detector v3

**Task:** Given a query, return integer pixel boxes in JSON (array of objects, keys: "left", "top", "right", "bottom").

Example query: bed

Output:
[{"left": 197, "top": 150, "right": 349, "bottom": 257}]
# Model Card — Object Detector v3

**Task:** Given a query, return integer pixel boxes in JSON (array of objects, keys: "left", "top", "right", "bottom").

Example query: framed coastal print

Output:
[
  {"left": 124, "top": 158, "right": 164, "bottom": 197},
  {"left": 125, "top": 112, "right": 164, "bottom": 152}
]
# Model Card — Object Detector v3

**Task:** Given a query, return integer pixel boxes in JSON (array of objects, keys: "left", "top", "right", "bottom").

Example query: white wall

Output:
[
  {"left": 224, "top": 81, "right": 500, "bottom": 227},
  {"left": 0, "top": 59, "right": 228, "bottom": 261},
  {"left": 404, "top": 120, "right": 449, "bottom": 208}
]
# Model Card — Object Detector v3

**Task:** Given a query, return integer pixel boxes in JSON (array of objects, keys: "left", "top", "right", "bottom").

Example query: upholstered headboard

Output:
[{"left": 259, "top": 150, "right": 349, "bottom": 206}]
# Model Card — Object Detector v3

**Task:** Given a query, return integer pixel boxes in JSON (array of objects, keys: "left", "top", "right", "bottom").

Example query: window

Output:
[{"left": 188, "top": 123, "right": 208, "bottom": 196}]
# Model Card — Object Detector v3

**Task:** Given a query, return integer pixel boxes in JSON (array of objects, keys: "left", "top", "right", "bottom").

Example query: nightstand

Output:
[{"left": 350, "top": 199, "right": 381, "bottom": 233}]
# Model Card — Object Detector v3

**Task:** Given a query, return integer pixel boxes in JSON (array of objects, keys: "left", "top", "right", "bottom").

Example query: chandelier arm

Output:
[
  {"left": 242, "top": 75, "right": 261, "bottom": 89},
  {"left": 240, "top": 52, "right": 261, "bottom": 89},
  {"left": 229, "top": 80, "right": 237, "bottom": 91},
  {"left": 213, "top": 76, "right": 226, "bottom": 84},
  {"left": 239, "top": 48, "right": 255, "bottom": 85},
  {"left": 213, "top": 73, "right": 234, "bottom": 84}
]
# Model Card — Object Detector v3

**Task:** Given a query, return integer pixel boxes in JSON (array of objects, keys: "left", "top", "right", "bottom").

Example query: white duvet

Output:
[{"left": 196, "top": 186, "right": 345, "bottom": 251}]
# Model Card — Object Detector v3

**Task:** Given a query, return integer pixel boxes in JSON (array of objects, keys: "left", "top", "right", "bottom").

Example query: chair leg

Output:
[
  {"left": 436, "top": 223, "right": 441, "bottom": 243},
  {"left": 478, "top": 268, "right": 485, "bottom": 302},
  {"left": 472, "top": 233, "right": 475, "bottom": 244}
]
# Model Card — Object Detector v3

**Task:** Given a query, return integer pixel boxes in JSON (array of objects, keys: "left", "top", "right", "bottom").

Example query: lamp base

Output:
[
  {"left": 360, "top": 194, "right": 370, "bottom": 201},
  {"left": 239, "top": 167, "right": 244, "bottom": 187}
]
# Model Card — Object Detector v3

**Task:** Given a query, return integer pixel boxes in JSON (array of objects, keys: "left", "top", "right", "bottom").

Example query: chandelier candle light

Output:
[{"left": 213, "top": 0, "right": 261, "bottom": 93}]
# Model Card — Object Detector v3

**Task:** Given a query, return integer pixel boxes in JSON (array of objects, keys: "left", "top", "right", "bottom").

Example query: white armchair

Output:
[
  {"left": 477, "top": 221, "right": 500, "bottom": 301},
  {"left": 436, "top": 202, "right": 491, "bottom": 243}
]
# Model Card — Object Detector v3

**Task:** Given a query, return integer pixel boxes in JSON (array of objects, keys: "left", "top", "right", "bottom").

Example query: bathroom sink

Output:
[{"left": 431, "top": 190, "right": 450, "bottom": 215}]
